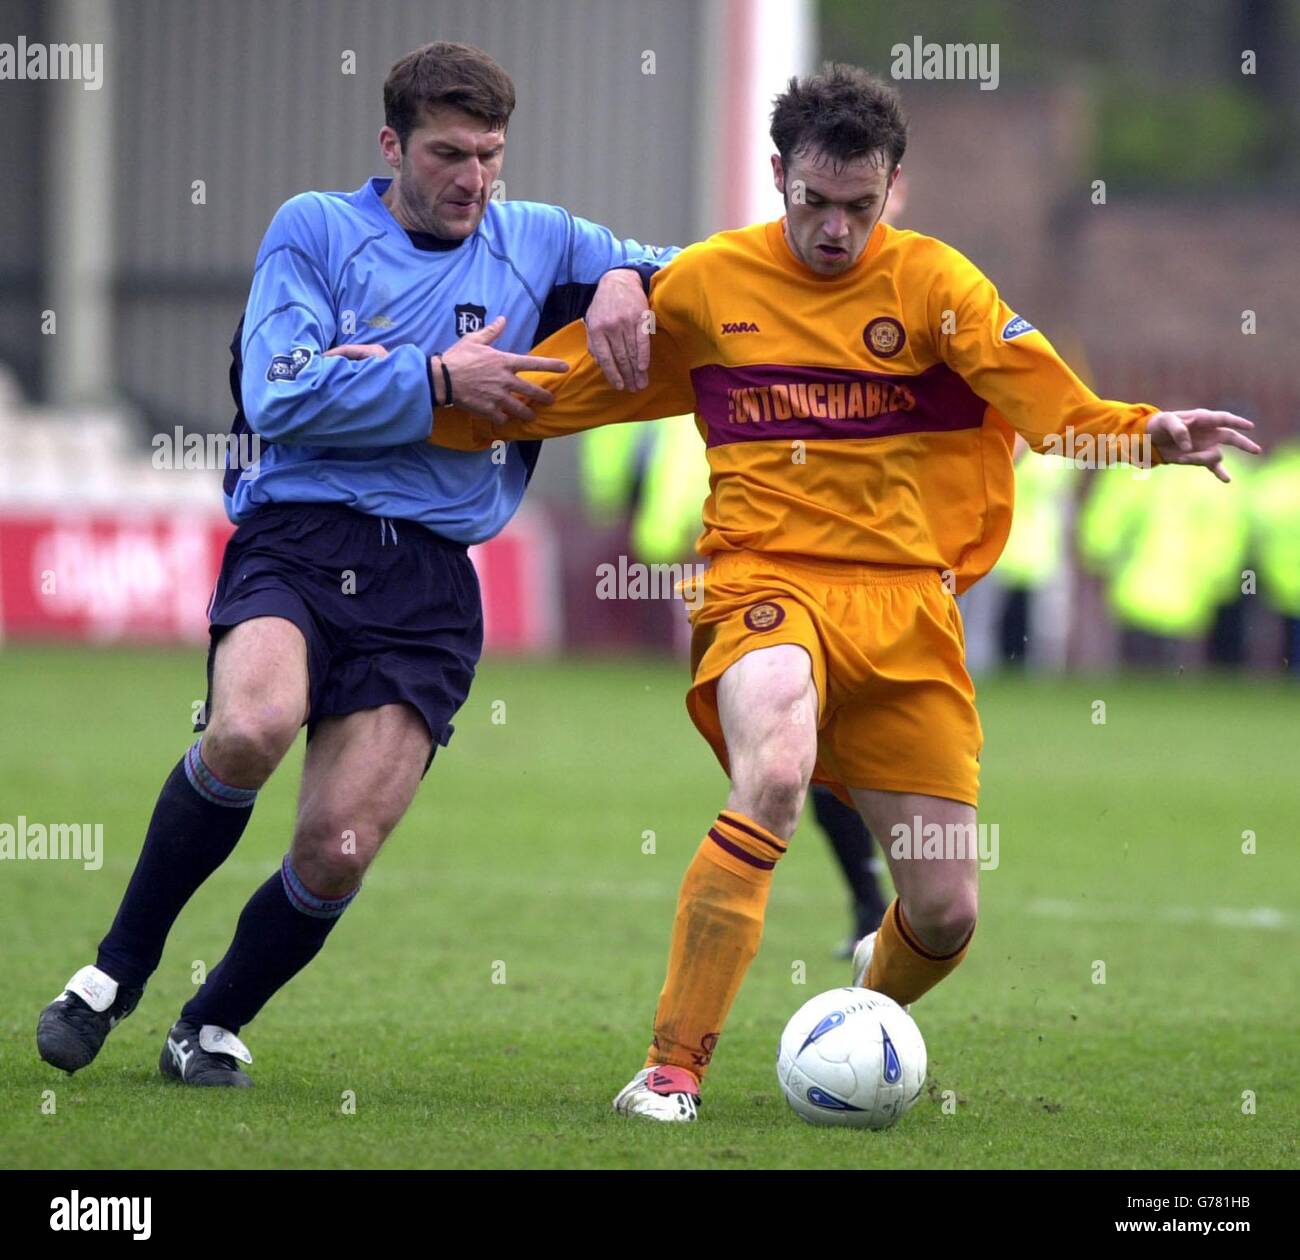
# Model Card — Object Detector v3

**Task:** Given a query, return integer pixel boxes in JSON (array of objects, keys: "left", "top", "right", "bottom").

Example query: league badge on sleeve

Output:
[
  {"left": 1000, "top": 314, "right": 1036, "bottom": 341},
  {"left": 266, "top": 346, "right": 313, "bottom": 382}
]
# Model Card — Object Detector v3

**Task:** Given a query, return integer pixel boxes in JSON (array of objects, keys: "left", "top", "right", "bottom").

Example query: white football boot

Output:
[
  {"left": 612, "top": 1065, "right": 700, "bottom": 1122},
  {"left": 850, "top": 930, "right": 878, "bottom": 987},
  {"left": 851, "top": 931, "right": 911, "bottom": 1011}
]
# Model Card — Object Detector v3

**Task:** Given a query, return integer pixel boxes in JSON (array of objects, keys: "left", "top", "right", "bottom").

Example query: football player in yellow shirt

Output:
[{"left": 344, "top": 64, "right": 1258, "bottom": 1122}]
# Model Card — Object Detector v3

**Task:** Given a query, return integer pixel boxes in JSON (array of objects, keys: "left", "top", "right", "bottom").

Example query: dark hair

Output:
[
  {"left": 770, "top": 63, "right": 907, "bottom": 171},
  {"left": 384, "top": 42, "right": 516, "bottom": 147}
]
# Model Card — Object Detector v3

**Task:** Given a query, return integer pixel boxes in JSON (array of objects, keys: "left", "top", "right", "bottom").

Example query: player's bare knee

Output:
[
  {"left": 308, "top": 851, "right": 369, "bottom": 898},
  {"left": 294, "top": 792, "right": 405, "bottom": 878},
  {"left": 202, "top": 709, "right": 298, "bottom": 787},
  {"left": 758, "top": 774, "right": 807, "bottom": 837},
  {"left": 904, "top": 888, "right": 977, "bottom": 956},
  {"left": 732, "top": 756, "right": 809, "bottom": 838},
  {"left": 291, "top": 821, "right": 373, "bottom": 895}
]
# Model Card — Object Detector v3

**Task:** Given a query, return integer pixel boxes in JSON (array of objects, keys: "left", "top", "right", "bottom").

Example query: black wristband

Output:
[
  {"left": 426, "top": 358, "right": 440, "bottom": 416},
  {"left": 438, "top": 356, "right": 454, "bottom": 407}
]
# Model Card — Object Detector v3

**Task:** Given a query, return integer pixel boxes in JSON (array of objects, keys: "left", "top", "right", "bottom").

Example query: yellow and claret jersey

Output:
[{"left": 430, "top": 218, "right": 1159, "bottom": 590}]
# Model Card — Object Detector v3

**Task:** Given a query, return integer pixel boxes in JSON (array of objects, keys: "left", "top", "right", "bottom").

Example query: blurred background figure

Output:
[
  {"left": 811, "top": 788, "right": 889, "bottom": 957},
  {"left": 959, "top": 436, "right": 1078, "bottom": 673},
  {"left": 1249, "top": 444, "right": 1300, "bottom": 674},
  {"left": 1078, "top": 453, "right": 1253, "bottom": 669}
]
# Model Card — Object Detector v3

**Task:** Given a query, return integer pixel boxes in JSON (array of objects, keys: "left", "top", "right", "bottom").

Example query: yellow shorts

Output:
[{"left": 685, "top": 551, "right": 982, "bottom": 807}]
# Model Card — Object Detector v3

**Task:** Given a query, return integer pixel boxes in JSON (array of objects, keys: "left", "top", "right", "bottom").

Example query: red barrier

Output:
[{"left": 0, "top": 508, "right": 557, "bottom": 653}]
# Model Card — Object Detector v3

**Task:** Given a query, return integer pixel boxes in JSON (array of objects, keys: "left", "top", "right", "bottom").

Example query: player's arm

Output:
[
  {"left": 427, "top": 317, "right": 696, "bottom": 452},
  {"left": 239, "top": 194, "right": 436, "bottom": 447},
  {"left": 553, "top": 208, "right": 681, "bottom": 392},
  {"left": 935, "top": 250, "right": 1259, "bottom": 478},
  {"left": 429, "top": 263, "right": 700, "bottom": 452},
  {"left": 328, "top": 210, "right": 676, "bottom": 412}
]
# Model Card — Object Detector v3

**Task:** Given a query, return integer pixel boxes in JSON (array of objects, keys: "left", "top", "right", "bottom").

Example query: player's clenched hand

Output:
[
  {"left": 439, "top": 316, "right": 569, "bottom": 424},
  {"left": 585, "top": 268, "right": 650, "bottom": 392},
  {"left": 1147, "top": 410, "right": 1262, "bottom": 483}
]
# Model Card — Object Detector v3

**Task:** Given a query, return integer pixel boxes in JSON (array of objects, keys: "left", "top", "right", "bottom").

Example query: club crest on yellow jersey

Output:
[
  {"left": 864, "top": 316, "right": 906, "bottom": 359},
  {"left": 743, "top": 602, "right": 786, "bottom": 632}
]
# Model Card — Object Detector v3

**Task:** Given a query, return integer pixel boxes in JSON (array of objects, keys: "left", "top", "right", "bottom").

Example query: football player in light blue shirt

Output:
[
  {"left": 231, "top": 150, "right": 671, "bottom": 539},
  {"left": 38, "top": 41, "right": 679, "bottom": 1087}
]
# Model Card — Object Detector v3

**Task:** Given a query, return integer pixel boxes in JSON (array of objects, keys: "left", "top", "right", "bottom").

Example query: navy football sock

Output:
[
  {"left": 811, "top": 786, "right": 888, "bottom": 934},
  {"left": 96, "top": 739, "right": 257, "bottom": 989},
  {"left": 181, "top": 857, "right": 357, "bottom": 1033}
]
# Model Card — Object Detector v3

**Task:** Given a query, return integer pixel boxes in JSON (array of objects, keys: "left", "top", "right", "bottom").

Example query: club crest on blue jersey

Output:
[
  {"left": 266, "top": 346, "right": 313, "bottom": 382},
  {"left": 455, "top": 303, "right": 487, "bottom": 336},
  {"left": 1001, "top": 314, "right": 1036, "bottom": 341}
]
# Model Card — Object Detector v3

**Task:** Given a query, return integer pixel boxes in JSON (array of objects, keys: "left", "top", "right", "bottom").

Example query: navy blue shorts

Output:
[{"left": 198, "top": 503, "right": 482, "bottom": 769}]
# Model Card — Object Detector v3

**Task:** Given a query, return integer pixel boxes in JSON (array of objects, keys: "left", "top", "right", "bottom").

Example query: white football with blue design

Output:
[{"left": 777, "top": 987, "right": 926, "bottom": 1129}]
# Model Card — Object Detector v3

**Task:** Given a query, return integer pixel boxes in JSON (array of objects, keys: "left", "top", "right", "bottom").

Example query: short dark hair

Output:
[
  {"left": 770, "top": 63, "right": 907, "bottom": 171},
  {"left": 383, "top": 42, "right": 516, "bottom": 148}
]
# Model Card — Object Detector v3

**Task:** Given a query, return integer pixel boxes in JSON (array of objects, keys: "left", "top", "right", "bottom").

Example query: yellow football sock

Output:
[
  {"left": 642, "top": 811, "right": 787, "bottom": 1082},
  {"left": 865, "top": 897, "right": 974, "bottom": 1005}
]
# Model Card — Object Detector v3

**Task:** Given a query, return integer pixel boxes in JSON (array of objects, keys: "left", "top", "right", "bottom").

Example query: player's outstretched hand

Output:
[
  {"left": 585, "top": 268, "right": 651, "bottom": 392},
  {"left": 439, "top": 316, "right": 569, "bottom": 424},
  {"left": 1147, "top": 409, "right": 1262, "bottom": 482}
]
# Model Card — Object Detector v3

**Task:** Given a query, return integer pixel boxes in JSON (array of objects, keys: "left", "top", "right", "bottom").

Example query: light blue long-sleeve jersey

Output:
[{"left": 226, "top": 176, "right": 674, "bottom": 542}]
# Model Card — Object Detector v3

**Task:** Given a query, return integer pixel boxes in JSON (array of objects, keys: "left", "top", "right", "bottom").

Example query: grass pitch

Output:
[{"left": 1, "top": 645, "right": 1296, "bottom": 1169}]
